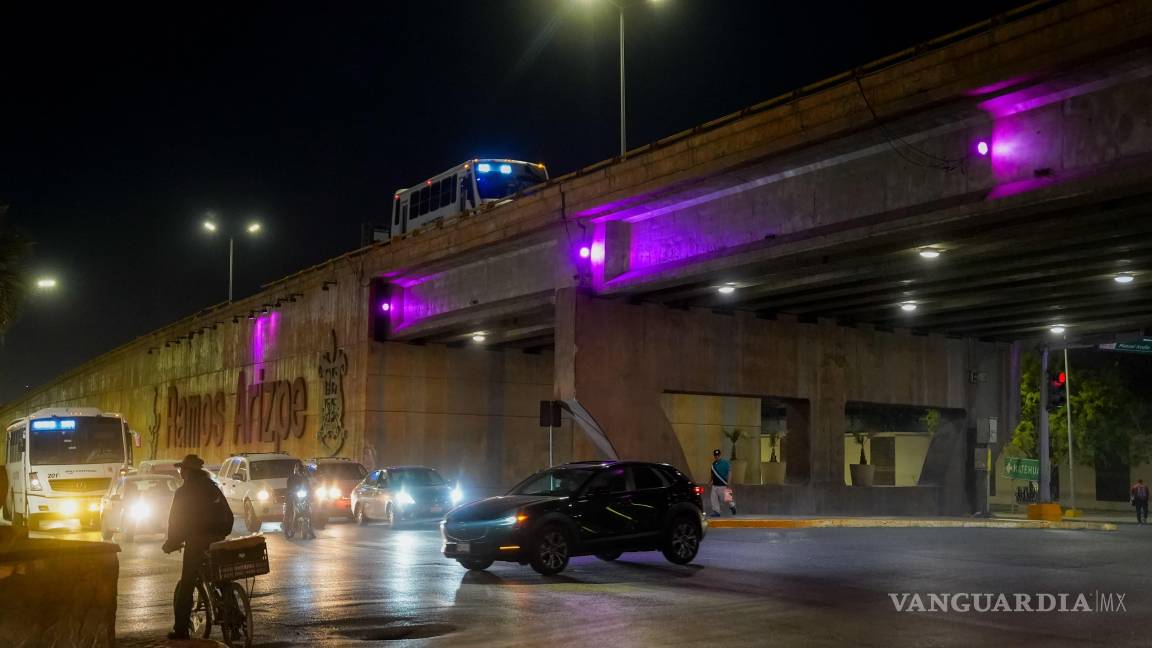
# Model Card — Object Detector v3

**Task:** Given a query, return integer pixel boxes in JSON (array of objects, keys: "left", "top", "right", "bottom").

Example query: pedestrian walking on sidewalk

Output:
[
  {"left": 1131, "top": 478, "right": 1149, "bottom": 525},
  {"left": 710, "top": 449, "right": 737, "bottom": 517}
]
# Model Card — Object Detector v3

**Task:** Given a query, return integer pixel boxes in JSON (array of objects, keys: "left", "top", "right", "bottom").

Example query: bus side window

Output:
[
  {"left": 8, "top": 427, "right": 24, "bottom": 461},
  {"left": 449, "top": 175, "right": 458, "bottom": 206}
]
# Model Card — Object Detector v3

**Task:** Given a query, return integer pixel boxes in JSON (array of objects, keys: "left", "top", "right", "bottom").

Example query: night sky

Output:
[{"left": 0, "top": 0, "right": 1029, "bottom": 401}]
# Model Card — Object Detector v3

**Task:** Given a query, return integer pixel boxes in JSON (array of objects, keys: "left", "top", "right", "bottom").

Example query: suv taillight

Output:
[{"left": 693, "top": 485, "right": 704, "bottom": 496}]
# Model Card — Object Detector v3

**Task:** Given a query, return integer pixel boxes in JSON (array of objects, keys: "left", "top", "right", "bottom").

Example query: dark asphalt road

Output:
[{"left": 90, "top": 519, "right": 1151, "bottom": 647}]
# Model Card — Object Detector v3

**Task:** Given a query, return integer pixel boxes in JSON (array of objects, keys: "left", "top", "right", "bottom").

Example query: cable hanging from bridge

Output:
[{"left": 852, "top": 74, "right": 967, "bottom": 173}]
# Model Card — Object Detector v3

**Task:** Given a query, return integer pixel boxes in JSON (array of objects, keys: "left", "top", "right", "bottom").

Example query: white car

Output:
[
  {"left": 216, "top": 453, "right": 302, "bottom": 532},
  {"left": 136, "top": 459, "right": 183, "bottom": 478},
  {"left": 99, "top": 473, "right": 180, "bottom": 542}
]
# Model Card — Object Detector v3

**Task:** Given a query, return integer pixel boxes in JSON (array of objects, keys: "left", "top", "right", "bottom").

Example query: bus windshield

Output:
[
  {"left": 29, "top": 417, "right": 125, "bottom": 466},
  {"left": 475, "top": 163, "right": 547, "bottom": 200}
]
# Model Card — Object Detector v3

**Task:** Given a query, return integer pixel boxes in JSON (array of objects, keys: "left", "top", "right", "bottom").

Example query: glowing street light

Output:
[
  {"left": 201, "top": 214, "right": 264, "bottom": 302},
  {"left": 471, "top": 332, "right": 487, "bottom": 343},
  {"left": 1049, "top": 324, "right": 1067, "bottom": 335},
  {"left": 918, "top": 247, "right": 942, "bottom": 259},
  {"left": 1113, "top": 272, "right": 1135, "bottom": 284},
  {"left": 717, "top": 283, "right": 737, "bottom": 295},
  {"left": 35, "top": 277, "right": 58, "bottom": 290},
  {"left": 900, "top": 302, "right": 918, "bottom": 312}
]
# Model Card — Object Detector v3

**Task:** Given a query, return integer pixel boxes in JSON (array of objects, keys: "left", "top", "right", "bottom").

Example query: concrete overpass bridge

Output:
[{"left": 7, "top": 0, "right": 1151, "bottom": 516}]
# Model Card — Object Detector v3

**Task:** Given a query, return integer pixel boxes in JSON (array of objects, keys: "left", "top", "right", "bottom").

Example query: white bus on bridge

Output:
[{"left": 382, "top": 158, "right": 548, "bottom": 241}]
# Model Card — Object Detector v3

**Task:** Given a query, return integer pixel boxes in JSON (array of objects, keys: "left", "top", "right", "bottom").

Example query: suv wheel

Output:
[
  {"left": 355, "top": 504, "right": 371, "bottom": 525},
  {"left": 384, "top": 503, "right": 396, "bottom": 527},
  {"left": 243, "top": 501, "right": 261, "bottom": 533},
  {"left": 595, "top": 551, "right": 622, "bottom": 561},
  {"left": 530, "top": 524, "right": 571, "bottom": 575},
  {"left": 458, "top": 558, "right": 494, "bottom": 571},
  {"left": 662, "top": 515, "right": 701, "bottom": 565}
]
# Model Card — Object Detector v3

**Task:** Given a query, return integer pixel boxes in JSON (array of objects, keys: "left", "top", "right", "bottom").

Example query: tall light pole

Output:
[
  {"left": 617, "top": 2, "right": 626, "bottom": 157},
  {"left": 588, "top": 0, "right": 662, "bottom": 157},
  {"left": 202, "top": 215, "right": 262, "bottom": 302}
]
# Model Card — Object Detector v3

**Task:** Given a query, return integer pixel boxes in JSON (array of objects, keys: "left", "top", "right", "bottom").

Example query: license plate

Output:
[
  {"left": 430, "top": 505, "right": 443, "bottom": 513},
  {"left": 456, "top": 542, "right": 470, "bottom": 554}
]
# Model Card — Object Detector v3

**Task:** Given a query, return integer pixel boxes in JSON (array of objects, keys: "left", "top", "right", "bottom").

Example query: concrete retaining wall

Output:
[
  {"left": 0, "top": 528, "right": 119, "bottom": 647},
  {"left": 732, "top": 484, "right": 944, "bottom": 516}
]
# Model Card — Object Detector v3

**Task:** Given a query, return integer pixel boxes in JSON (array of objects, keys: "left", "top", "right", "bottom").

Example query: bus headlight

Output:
[
  {"left": 29, "top": 472, "right": 43, "bottom": 491},
  {"left": 129, "top": 501, "right": 150, "bottom": 520},
  {"left": 396, "top": 490, "right": 415, "bottom": 506},
  {"left": 257, "top": 489, "right": 270, "bottom": 502},
  {"left": 61, "top": 500, "right": 78, "bottom": 516},
  {"left": 451, "top": 486, "right": 463, "bottom": 505}
]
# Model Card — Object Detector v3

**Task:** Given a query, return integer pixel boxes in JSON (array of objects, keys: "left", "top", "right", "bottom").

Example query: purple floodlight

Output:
[
  {"left": 976, "top": 140, "right": 990, "bottom": 156},
  {"left": 578, "top": 246, "right": 591, "bottom": 259},
  {"left": 380, "top": 302, "right": 391, "bottom": 313}
]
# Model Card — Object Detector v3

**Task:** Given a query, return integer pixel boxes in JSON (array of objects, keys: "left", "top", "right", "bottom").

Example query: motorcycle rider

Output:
[
  {"left": 162, "top": 454, "right": 234, "bottom": 641},
  {"left": 284, "top": 462, "right": 314, "bottom": 538}
]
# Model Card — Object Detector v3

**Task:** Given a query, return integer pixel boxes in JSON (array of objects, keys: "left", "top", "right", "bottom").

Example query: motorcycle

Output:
[{"left": 283, "top": 489, "right": 315, "bottom": 540}]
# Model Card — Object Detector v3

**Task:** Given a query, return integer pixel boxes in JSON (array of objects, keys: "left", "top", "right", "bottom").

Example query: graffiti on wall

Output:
[
  {"left": 163, "top": 369, "right": 308, "bottom": 451},
  {"left": 318, "top": 330, "right": 349, "bottom": 456},
  {"left": 147, "top": 386, "right": 161, "bottom": 460}
]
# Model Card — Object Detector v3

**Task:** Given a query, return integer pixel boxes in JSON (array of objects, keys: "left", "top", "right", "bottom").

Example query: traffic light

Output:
[{"left": 1047, "top": 371, "right": 1067, "bottom": 412}]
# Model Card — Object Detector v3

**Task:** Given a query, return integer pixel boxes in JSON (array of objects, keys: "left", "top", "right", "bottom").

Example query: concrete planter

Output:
[
  {"left": 729, "top": 460, "right": 748, "bottom": 485},
  {"left": 850, "top": 464, "right": 875, "bottom": 487},
  {"left": 761, "top": 461, "right": 787, "bottom": 485}
]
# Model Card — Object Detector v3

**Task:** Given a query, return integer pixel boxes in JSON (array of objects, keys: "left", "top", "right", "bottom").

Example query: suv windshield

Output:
[
  {"left": 509, "top": 467, "right": 598, "bottom": 497},
  {"left": 125, "top": 478, "right": 180, "bottom": 497},
  {"left": 250, "top": 459, "right": 300, "bottom": 480},
  {"left": 315, "top": 463, "right": 368, "bottom": 480},
  {"left": 390, "top": 469, "right": 446, "bottom": 488},
  {"left": 29, "top": 417, "right": 125, "bottom": 466}
]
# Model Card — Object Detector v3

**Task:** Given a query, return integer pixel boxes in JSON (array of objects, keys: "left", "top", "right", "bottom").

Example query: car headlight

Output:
[
  {"left": 451, "top": 486, "right": 463, "bottom": 505},
  {"left": 129, "top": 501, "right": 149, "bottom": 520},
  {"left": 295, "top": 489, "right": 307, "bottom": 499},
  {"left": 497, "top": 512, "right": 528, "bottom": 527},
  {"left": 87, "top": 502, "right": 101, "bottom": 512},
  {"left": 257, "top": 489, "right": 270, "bottom": 502},
  {"left": 61, "top": 500, "right": 78, "bottom": 516},
  {"left": 396, "top": 490, "right": 415, "bottom": 506},
  {"left": 329, "top": 486, "right": 341, "bottom": 499}
]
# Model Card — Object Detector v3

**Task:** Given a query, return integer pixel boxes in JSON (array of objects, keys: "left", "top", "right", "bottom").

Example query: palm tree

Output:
[{"left": 0, "top": 207, "right": 32, "bottom": 342}]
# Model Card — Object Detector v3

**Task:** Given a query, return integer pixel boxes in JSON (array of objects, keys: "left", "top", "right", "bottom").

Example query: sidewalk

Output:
[
  {"left": 117, "top": 638, "right": 227, "bottom": 647},
  {"left": 706, "top": 514, "right": 1118, "bottom": 531}
]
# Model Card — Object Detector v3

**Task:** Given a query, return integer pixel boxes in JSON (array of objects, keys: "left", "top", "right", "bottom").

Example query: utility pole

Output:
[
  {"left": 1064, "top": 347, "right": 1076, "bottom": 512},
  {"left": 1038, "top": 347, "right": 1051, "bottom": 502}
]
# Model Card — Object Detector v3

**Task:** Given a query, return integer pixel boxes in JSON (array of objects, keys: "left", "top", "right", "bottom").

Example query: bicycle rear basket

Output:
[{"left": 208, "top": 535, "right": 269, "bottom": 582}]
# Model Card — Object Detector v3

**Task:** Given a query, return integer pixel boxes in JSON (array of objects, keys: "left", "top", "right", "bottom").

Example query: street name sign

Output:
[
  {"left": 1098, "top": 338, "right": 1152, "bottom": 355},
  {"left": 1004, "top": 457, "right": 1040, "bottom": 480}
]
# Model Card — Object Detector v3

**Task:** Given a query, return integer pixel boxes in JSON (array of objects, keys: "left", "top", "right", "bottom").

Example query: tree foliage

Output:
[
  {"left": 0, "top": 209, "right": 33, "bottom": 340},
  {"left": 1012, "top": 350, "right": 1152, "bottom": 467}
]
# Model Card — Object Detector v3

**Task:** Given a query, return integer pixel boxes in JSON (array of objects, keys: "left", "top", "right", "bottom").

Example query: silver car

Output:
[{"left": 351, "top": 466, "right": 463, "bottom": 526}]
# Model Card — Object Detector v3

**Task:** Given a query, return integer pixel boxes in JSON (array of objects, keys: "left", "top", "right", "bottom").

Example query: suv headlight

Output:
[
  {"left": 129, "top": 501, "right": 150, "bottom": 520},
  {"left": 257, "top": 489, "right": 270, "bottom": 502},
  {"left": 396, "top": 490, "right": 415, "bottom": 506},
  {"left": 451, "top": 485, "right": 463, "bottom": 505}
]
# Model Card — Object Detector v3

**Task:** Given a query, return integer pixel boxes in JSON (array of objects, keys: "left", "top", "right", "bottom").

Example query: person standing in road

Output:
[
  {"left": 1131, "top": 478, "right": 1149, "bottom": 525},
  {"left": 162, "top": 454, "right": 235, "bottom": 641},
  {"left": 710, "top": 449, "right": 737, "bottom": 517}
]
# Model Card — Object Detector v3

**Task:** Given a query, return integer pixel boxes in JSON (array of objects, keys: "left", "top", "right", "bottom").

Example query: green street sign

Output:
[
  {"left": 1004, "top": 457, "right": 1040, "bottom": 481},
  {"left": 1099, "top": 338, "right": 1152, "bottom": 355}
]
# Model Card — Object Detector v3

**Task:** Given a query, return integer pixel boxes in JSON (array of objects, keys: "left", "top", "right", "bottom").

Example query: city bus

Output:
[
  {"left": 3, "top": 407, "right": 132, "bottom": 530},
  {"left": 378, "top": 158, "right": 549, "bottom": 241}
]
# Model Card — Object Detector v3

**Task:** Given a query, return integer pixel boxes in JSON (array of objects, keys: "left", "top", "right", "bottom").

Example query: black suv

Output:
[{"left": 442, "top": 461, "right": 706, "bottom": 575}]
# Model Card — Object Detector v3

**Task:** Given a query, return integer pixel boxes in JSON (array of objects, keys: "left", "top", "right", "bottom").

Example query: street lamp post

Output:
[
  {"left": 203, "top": 216, "right": 262, "bottom": 302},
  {"left": 590, "top": 0, "right": 661, "bottom": 157},
  {"left": 618, "top": 3, "right": 626, "bottom": 157}
]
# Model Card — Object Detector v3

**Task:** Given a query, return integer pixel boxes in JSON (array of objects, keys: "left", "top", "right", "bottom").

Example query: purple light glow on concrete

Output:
[
  {"left": 251, "top": 311, "right": 279, "bottom": 368},
  {"left": 589, "top": 243, "right": 605, "bottom": 264}
]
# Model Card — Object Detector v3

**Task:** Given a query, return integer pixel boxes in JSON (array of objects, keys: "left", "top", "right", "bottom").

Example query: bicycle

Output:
[{"left": 174, "top": 535, "right": 268, "bottom": 648}]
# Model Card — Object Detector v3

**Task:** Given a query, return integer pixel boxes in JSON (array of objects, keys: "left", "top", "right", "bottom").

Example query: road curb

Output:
[{"left": 706, "top": 518, "right": 1117, "bottom": 531}]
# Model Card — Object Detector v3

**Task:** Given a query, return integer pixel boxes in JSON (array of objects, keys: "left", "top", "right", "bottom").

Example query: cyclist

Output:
[
  {"left": 283, "top": 462, "right": 314, "bottom": 537},
  {"left": 161, "top": 454, "right": 234, "bottom": 641}
]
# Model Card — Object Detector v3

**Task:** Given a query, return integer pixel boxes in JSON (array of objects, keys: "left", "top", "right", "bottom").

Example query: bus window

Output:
[
  {"left": 29, "top": 417, "right": 124, "bottom": 466},
  {"left": 430, "top": 181, "right": 442, "bottom": 211},
  {"left": 7, "top": 427, "right": 24, "bottom": 462},
  {"left": 475, "top": 163, "right": 547, "bottom": 201}
]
